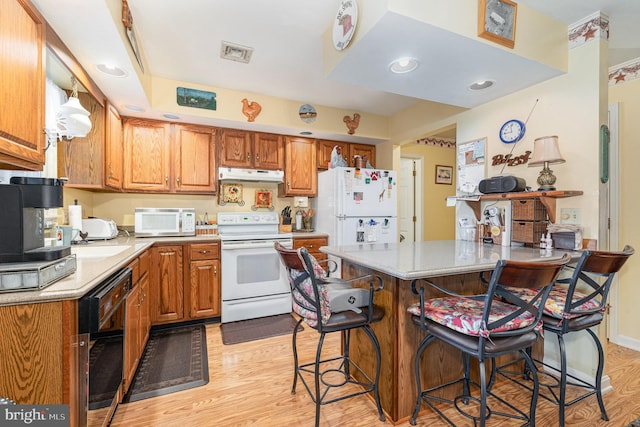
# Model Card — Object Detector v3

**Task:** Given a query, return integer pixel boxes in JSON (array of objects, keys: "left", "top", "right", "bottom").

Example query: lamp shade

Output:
[
  {"left": 56, "top": 96, "right": 92, "bottom": 138},
  {"left": 528, "top": 135, "right": 565, "bottom": 167}
]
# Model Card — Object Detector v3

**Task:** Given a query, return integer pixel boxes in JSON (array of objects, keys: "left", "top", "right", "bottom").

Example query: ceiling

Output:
[{"left": 32, "top": 0, "right": 640, "bottom": 142}]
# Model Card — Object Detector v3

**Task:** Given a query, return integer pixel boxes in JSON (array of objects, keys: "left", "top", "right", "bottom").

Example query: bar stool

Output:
[
  {"left": 497, "top": 245, "right": 634, "bottom": 427},
  {"left": 274, "top": 242, "right": 386, "bottom": 427},
  {"left": 407, "top": 254, "right": 570, "bottom": 426}
]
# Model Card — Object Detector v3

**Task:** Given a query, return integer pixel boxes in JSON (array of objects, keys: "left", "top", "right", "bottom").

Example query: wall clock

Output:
[
  {"left": 499, "top": 119, "right": 526, "bottom": 144},
  {"left": 332, "top": 0, "right": 358, "bottom": 51}
]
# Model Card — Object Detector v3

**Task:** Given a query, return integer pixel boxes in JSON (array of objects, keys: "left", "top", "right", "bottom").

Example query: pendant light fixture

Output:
[{"left": 56, "top": 76, "right": 92, "bottom": 139}]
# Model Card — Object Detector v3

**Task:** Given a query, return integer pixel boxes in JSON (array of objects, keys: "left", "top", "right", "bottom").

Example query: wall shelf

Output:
[{"left": 460, "top": 190, "right": 583, "bottom": 223}]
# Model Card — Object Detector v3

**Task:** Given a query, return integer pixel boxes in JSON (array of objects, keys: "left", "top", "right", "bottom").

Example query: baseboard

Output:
[
  {"left": 610, "top": 335, "right": 640, "bottom": 352},
  {"left": 541, "top": 356, "right": 612, "bottom": 394}
]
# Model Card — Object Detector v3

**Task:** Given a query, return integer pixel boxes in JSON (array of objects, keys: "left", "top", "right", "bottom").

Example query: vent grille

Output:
[{"left": 220, "top": 41, "right": 254, "bottom": 64}]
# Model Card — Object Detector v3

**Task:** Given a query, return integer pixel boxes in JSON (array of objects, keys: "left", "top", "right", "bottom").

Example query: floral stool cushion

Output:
[
  {"left": 505, "top": 286, "right": 601, "bottom": 319},
  {"left": 289, "top": 254, "right": 330, "bottom": 327},
  {"left": 407, "top": 296, "right": 538, "bottom": 337}
]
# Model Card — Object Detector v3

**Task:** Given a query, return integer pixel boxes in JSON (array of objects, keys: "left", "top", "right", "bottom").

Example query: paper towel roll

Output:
[{"left": 68, "top": 204, "right": 83, "bottom": 241}]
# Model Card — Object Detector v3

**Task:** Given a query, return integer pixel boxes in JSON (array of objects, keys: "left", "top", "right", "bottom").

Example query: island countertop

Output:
[{"left": 321, "top": 240, "right": 577, "bottom": 280}]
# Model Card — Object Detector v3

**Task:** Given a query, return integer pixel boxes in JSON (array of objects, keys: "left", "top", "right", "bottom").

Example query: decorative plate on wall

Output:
[
  {"left": 219, "top": 183, "right": 244, "bottom": 206},
  {"left": 252, "top": 189, "right": 274, "bottom": 211}
]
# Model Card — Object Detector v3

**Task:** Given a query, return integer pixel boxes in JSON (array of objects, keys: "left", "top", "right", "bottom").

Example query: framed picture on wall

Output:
[
  {"left": 478, "top": 0, "right": 517, "bottom": 49},
  {"left": 435, "top": 165, "right": 453, "bottom": 185}
]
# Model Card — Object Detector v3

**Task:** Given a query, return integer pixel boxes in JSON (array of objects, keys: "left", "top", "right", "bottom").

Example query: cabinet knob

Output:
[
  {"left": 287, "top": 181, "right": 291, "bottom": 188},
  {"left": 256, "top": 153, "right": 260, "bottom": 161},
  {"left": 176, "top": 176, "right": 181, "bottom": 186},
  {"left": 199, "top": 250, "right": 209, "bottom": 254},
  {"left": 165, "top": 175, "right": 169, "bottom": 183},
  {"left": 214, "top": 266, "right": 217, "bottom": 274},
  {"left": 247, "top": 152, "right": 251, "bottom": 161}
]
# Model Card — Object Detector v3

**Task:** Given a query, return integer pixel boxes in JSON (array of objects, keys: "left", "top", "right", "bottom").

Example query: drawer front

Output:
[
  {"left": 512, "top": 199, "right": 547, "bottom": 221},
  {"left": 293, "top": 238, "right": 327, "bottom": 252},
  {"left": 190, "top": 243, "right": 219, "bottom": 260},
  {"left": 511, "top": 221, "right": 547, "bottom": 244}
]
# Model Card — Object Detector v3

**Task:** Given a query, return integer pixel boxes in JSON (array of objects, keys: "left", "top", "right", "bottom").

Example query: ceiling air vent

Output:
[{"left": 220, "top": 41, "right": 254, "bottom": 64}]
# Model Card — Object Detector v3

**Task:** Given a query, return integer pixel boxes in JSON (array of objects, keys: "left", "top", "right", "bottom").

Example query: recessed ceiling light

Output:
[
  {"left": 124, "top": 104, "right": 145, "bottom": 112},
  {"left": 96, "top": 64, "right": 127, "bottom": 77},
  {"left": 163, "top": 114, "right": 180, "bottom": 120},
  {"left": 300, "top": 131, "right": 313, "bottom": 136},
  {"left": 389, "top": 57, "right": 419, "bottom": 74},
  {"left": 469, "top": 80, "right": 495, "bottom": 90}
]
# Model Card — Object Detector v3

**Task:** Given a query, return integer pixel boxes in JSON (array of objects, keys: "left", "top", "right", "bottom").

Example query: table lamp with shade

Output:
[{"left": 528, "top": 135, "right": 565, "bottom": 191}]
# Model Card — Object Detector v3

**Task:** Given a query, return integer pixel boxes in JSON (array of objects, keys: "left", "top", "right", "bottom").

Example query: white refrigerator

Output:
[{"left": 316, "top": 167, "right": 398, "bottom": 274}]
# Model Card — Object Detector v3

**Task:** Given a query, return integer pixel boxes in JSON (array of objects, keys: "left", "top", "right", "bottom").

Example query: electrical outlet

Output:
[{"left": 560, "top": 208, "right": 581, "bottom": 224}]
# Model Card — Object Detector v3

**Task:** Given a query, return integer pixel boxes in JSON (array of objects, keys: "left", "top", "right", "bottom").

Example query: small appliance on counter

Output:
[
  {"left": 82, "top": 218, "right": 119, "bottom": 240},
  {"left": 134, "top": 207, "right": 196, "bottom": 237},
  {"left": 0, "top": 177, "right": 71, "bottom": 263}
]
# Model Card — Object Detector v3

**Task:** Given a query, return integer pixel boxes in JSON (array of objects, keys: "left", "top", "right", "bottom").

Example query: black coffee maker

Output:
[{"left": 0, "top": 177, "right": 71, "bottom": 263}]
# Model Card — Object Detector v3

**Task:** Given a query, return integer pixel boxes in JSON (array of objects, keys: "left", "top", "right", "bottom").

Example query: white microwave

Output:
[{"left": 134, "top": 208, "right": 196, "bottom": 237}]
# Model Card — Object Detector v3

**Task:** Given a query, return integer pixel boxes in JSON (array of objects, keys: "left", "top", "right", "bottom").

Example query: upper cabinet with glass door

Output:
[{"left": 0, "top": 0, "right": 47, "bottom": 170}]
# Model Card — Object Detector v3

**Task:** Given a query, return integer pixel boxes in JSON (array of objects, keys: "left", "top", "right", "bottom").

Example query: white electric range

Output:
[{"left": 217, "top": 212, "right": 293, "bottom": 323}]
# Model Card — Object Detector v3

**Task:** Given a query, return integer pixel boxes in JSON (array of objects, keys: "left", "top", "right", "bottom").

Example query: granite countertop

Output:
[
  {"left": 0, "top": 235, "right": 220, "bottom": 307},
  {"left": 321, "top": 240, "right": 579, "bottom": 280}
]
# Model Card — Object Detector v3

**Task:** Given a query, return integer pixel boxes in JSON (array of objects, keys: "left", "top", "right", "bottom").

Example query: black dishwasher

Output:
[{"left": 78, "top": 267, "right": 132, "bottom": 427}]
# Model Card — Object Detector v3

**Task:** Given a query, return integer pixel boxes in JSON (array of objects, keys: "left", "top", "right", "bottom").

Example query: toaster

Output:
[{"left": 81, "top": 218, "right": 119, "bottom": 240}]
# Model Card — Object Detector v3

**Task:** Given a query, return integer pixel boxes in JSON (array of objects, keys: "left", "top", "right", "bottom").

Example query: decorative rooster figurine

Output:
[
  {"left": 343, "top": 113, "right": 360, "bottom": 135},
  {"left": 241, "top": 98, "right": 262, "bottom": 122},
  {"left": 330, "top": 145, "right": 348, "bottom": 168}
]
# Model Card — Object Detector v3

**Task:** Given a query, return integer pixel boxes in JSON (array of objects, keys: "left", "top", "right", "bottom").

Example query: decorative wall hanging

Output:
[
  {"left": 435, "top": 165, "right": 453, "bottom": 185},
  {"left": 252, "top": 190, "right": 274, "bottom": 211},
  {"left": 218, "top": 183, "right": 245, "bottom": 206},
  {"left": 241, "top": 98, "right": 262, "bottom": 122},
  {"left": 343, "top": 113, "right": 360, "bottom": 135},
  {"left": 122, "top": 0, "right": 144, "bottom": 72},
  {"left": 299, "top": 104, "right": 317, "bottom": 123},
  {"left": 478, "top": 0, "right": 517, "bottom": 49},
  {"left": 333, "top": 0, "right": 358, "bottom": 51},
  {"left": 177, "top": 87, "right": 217, "bottom": 110}
]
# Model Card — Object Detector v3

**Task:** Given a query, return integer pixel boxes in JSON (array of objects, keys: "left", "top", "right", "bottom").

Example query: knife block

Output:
[{"left": 279, "top": 223, "right": 292, "bottom": 233}]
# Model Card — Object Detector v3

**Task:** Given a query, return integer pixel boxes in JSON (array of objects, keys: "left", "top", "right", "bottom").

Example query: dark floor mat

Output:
[
  {"left": 220, "top": 313, "right": 303, "bottom": 345},
  {"left": 123, "top": 324, "right": 208, "bottom": 403}
]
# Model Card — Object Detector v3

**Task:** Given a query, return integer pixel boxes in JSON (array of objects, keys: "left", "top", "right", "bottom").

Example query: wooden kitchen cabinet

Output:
[
  {"left": 174, "top": 124, "right": 217, "bottom": 193},
  {"left": 317, "top": 140, "right": 349, "bottom": 169},
  {"left": 280, "top": 136, "right": 317, "bottom": 196},
  {"left": 187, "top": 242, "right": 220, "bottom": 318},
  {"left": 0, "top": 0, "right": 46, "bottom": 170},
  {"left": 123, "top": 250, "right": 150, "bottom": 393},
  {"left": 105, "top": 101, "right": 123, "bottom": 190},
  {"left": 123, "top": 119, "right": 217, "bottom": 194},
  {"left": 0, "top": 300, "right": 81, "bottom": 426},
  {"left": 293, "top": 236, "right": 328, "bottom": 261},
  {"left": 316, "top": 140, "right": 376, "bottom": 170},
  {"left": 57, "top": 92, "right": 106, "bottom": 188},
  {"left": 349, "top": 143, "right": 376, "bottom": 168},
  {"left": 219, "top": 128, "right": 283, "bottom": 170},
  {"left": 123, "top": 118, "right": 172, "bottom": 192},
  {"left": 150, "top": 244, "right": 184, "bottom": 324}
]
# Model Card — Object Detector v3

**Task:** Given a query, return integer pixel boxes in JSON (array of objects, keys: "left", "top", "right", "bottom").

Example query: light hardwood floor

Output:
[{"left": 111, "top": 322, "right": 640, "bottom": 426}]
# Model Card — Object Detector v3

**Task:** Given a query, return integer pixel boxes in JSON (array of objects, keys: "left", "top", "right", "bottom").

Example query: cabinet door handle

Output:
[
  {"left": 165, "top": 175, "right": 169, "bottom": 183},
  {"left": 199, "top": 250, "right": 209, "bottom": 254},
  {"left": 176, "top": 176, "right": 181, "bottom": 186},
  {"left": 247, "top": 152, "right": 251, "bottom": 161},
  {"left": 214, "top": 266, "right": 217, "bottom": 274},
  {"left": 255, "top": 152, "right": 260, "bottom": 161},
  {"left": 287, "top": 181, "right": 291, "bottom": 188}
]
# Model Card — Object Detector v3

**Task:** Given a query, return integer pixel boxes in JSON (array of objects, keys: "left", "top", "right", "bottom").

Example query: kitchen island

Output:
[{"left": 321, "top": 240, "right": 577, "bottom": 423}]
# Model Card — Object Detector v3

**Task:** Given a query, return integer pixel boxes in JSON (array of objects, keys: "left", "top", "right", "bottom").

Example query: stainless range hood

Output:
[{"left": 218, "top": 167, "right": 284, "bottom": 183}]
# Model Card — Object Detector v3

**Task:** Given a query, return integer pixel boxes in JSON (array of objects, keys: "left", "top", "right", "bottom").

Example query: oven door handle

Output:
[{"left": 221, "top": 240, "right": 292, "bottom": 250}]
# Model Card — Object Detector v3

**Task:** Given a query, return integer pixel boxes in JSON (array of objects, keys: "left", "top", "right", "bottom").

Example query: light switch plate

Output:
[{"left": 560, "top": 208, "right": 581, "bottom": 224}]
